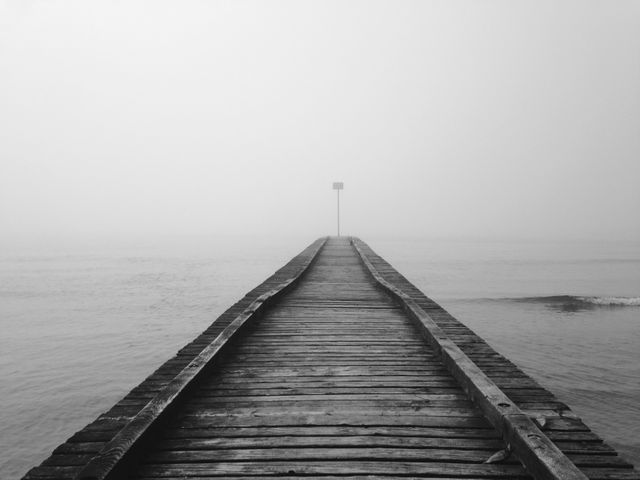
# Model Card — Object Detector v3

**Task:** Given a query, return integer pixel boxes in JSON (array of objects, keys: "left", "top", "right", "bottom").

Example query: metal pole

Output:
[
  {"left": 332, "top": 182, "right": 343, "bottom": 237},
  {"left": 337, "top": 188, "right": 340, "bottom": 237}
]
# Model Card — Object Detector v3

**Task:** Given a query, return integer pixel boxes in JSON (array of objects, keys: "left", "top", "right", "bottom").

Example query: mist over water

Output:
[{"left": 1, "top": 235, "right": 639, "bottom": 478}]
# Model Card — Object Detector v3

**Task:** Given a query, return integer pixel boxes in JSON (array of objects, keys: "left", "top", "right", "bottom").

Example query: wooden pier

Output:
[{"left": 24, "top": 237, "right": 637, "bottom": 480}]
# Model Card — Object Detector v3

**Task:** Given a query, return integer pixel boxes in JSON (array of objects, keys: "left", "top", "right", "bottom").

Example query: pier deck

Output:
[{"left": 24, "top": 238, "right": 637, "bottom": 480}]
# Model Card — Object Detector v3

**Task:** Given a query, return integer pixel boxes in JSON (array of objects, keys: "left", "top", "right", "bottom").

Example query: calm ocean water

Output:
[{"left": 1, "top": 235, "right": 638, "bottom": 477}]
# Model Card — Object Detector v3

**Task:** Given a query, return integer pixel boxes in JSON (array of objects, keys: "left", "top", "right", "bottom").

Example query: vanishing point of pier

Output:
[{"left": 24, "top": 238, "right": 638, "bottom": 480}]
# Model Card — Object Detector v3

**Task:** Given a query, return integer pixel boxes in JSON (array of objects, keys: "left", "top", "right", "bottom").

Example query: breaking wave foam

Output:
[
  {"left": 575, "top": 296, "right": 640, "bottom": 306},
  {"left": 509, "top": 295, "right": 640, "bottom": 308}
]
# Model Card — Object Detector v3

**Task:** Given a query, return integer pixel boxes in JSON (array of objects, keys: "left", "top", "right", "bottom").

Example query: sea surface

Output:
[{"left": 1, "top": 235, "right": 638, "bottom": 478}]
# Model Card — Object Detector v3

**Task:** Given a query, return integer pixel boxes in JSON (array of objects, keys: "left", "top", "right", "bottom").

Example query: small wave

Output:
[{"left": 503, "top": 295, "right": 640, "bottom": 312}]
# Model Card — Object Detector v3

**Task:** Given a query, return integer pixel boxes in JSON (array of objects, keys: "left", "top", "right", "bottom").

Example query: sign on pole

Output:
[{"left": 333, "top": 182, "right": 344, "bottom": 190}]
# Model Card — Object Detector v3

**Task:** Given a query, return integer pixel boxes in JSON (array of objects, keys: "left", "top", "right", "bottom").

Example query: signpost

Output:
[{"left": 332, "top": 182, "right": 343, "bottom": 237}]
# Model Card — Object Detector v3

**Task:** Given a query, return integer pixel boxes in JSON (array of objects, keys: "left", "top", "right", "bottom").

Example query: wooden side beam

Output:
[
  {"left": 74, "top": 238, "right": 327, "bottom": 480},
  {"left": 351, "top": 237, "right": 589, "bottom": 480}
]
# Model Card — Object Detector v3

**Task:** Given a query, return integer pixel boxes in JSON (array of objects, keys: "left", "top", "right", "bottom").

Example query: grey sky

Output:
[{"left": 1, "top": 1, "right": 639, "bottom": 241}]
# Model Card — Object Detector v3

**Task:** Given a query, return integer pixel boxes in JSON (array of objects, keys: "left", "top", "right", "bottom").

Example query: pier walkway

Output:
[{"left": 24, "top": 238, "right": 637, "bottom": 480}]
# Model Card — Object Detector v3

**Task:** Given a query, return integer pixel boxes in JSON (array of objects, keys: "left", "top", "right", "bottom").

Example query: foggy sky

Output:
[{"left": 1, "top": 1, "right": 639, "bottom": 241}]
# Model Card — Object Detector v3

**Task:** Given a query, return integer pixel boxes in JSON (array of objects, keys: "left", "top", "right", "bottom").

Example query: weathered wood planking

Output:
[
  {"left": 120, "top": 239, "right": 518, "bottom": 480},
  {"left": 22, "top": 237, "right": 637, "bottom": 480}
]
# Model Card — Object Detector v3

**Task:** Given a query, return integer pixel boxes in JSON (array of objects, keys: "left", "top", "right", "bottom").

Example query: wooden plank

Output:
[
  {"left": 135, "top": 477, "right": 520, "bottom": 480},
  {"left": 155, "top": 435, "right": 503, "bottom": 450},
  {"left": 179, "top": 405, "right": 484, "bottom": 417},
  {"left": 198, "top": 386, "right": 461, "bottom": 395},
  {"left": 143, "top": 447, "right": 515, "bottom": 463},
  {"left": 136, "top": 461, "right": 530, "bottom": 477},
  {"left": 209, "top": 379, "right": 459, "bottom": 387},
  {"left": 211, "top": 366, "right": 450, "bottom": 376},
  {"left": 173, "top": 413, "right": 490, "bottom": 428},
  {"left": 188, "top": 392, "right": 470, "bottom": 402},
  {"left": 165, "top": 425, "right": 501, "bottom": 439}
]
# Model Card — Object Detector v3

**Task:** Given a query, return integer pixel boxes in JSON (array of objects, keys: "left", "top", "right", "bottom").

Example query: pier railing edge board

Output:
[{"left": 351, "top": 237, "right": 589, "bottom": 480}]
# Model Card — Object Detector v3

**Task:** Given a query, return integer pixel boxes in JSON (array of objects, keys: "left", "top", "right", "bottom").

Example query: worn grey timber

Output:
[{"left": 23, "top": 237, "right": 638, "bottom": 480}]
